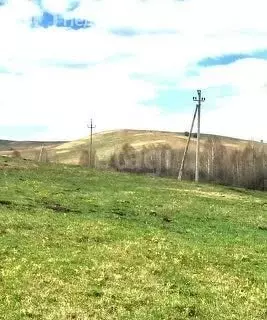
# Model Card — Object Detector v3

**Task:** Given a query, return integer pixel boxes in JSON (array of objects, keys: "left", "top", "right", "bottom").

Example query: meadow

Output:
[{"left": 0, "top": 156, "right": 266, "bottom": 319}]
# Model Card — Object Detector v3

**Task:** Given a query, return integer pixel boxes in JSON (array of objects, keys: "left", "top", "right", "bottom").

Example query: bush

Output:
[
  {"left": 79, "top": 150, "right": 89, "bottom": 167},
  {"left": 11, "top": 150, "right": 21, "bottom": 158}
]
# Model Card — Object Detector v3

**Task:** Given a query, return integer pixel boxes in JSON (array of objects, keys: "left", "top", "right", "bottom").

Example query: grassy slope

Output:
[
  {"left": 55, "top": 129, "right": 259, "bottom": 164},
  {"left": 1, "top": 129, "right": 264, "bottom": 164},
  {"left": 0, "top": 140, "right": 65, "bottom": 162},
  {"left": 0, "top": 156, "right": 266, "bottom": 319},
  {"left": 0, "top": 140, "right": 64, "bottom": 152}
]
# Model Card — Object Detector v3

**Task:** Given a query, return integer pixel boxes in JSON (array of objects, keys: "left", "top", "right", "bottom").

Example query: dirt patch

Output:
[
  {"left": 44, "top": 202, "right": 80, "bottom": 214},
  {"left": 0, "top": 200, "right": 13, "bottom": 206},
  {"left": 258, "top": 225, "right": 267, "bottom": 231}
]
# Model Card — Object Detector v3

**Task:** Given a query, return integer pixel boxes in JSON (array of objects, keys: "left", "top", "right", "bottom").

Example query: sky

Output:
[{"left": 0, "top": 0, "right": 266, "bottom": 141}]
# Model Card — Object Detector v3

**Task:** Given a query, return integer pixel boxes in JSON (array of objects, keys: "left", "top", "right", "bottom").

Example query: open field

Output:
[
  {"left": 0, "top": 156, "right": 266, "bottom": 319},
  {"left": 0, "top": 129, "right": 265, "bottom": 165},
  {"left": 0, "top": 140, "right": 64, "bottom": 152}
]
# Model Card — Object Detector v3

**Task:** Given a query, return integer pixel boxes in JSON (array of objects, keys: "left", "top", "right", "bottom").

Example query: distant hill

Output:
[
  {"left": 0, "top": 129, "right": 265, "bottom": 164},
  {"left": 0, "top": 140, "right": 64, "bottom": 152}
]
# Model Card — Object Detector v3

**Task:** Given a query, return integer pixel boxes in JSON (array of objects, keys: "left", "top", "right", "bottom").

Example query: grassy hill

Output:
[
  {"left": 0, "top": 129, "right": 264, "bottom": 165},
  {"left": 0, "top": 156, "right": 266, "bottom": 319},
  {"left": 0, "top": 140, "right": 64, "bottom": 152},
  {"left": 54, "top": 129, "right": 264, "bottom": 164},
  {"left": 0, "top": 139, "right": 65, "bottom": 162}
]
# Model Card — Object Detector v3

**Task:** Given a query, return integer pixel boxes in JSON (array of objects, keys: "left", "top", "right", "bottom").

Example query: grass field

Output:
[{"left": 0, "top": 156, "right": 267, "bottom": 319}]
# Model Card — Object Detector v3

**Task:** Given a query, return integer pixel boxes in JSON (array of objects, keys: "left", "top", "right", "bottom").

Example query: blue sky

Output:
[
  {"left": 0, "top": 126, "right": 48, "bottom": 140},
  {"left": 0, "top": 0, "right": 266, "bottom": 141}
]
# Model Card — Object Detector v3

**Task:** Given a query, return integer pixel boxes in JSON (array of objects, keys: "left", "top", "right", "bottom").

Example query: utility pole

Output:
[
  {"left": 178, "top": 90, "right": 205, "bottom": 182},
  {"left": 38, "top": 144, "right": 44, "bottom": 162},
  {"left": 260, "top": 139, "right": 266, "bottom": 190},
  {"left": 178, "top": 105, "right": 198, "bottom": 181},
  {"left": 87, "top": 118, "right": 96, "bottom": 168},
  {"left": 194, "top": 90, "right": 205, "bottom": 182}
]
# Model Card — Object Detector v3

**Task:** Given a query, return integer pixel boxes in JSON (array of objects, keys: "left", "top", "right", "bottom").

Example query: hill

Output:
[
  {"left": 54, "top": 129, "right": 265, "bottom": 164},
  {"left": 0, "top": 139, "right": 65, "bottom": 161},
  {"left": 0, "top": 129, "right": 264, "bottom": 165},
  {"left": 0, "top": 157, "right": 266, "bottom": 319},
  {"left": 0, "top": 139, "right": 64, "bottom": 151}
]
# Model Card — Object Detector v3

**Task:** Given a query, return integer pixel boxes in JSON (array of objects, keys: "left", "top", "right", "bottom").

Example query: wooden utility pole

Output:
[
  {"left": 260, "top": 139, "right": 266, "bottom": 190},
  {"left": 178, "top": 90, "right": 205, "bottom": 182},
  {"left": 87, "top": 119, "right": 96, "bottom": 167},
  {"left": 178, "top": 105, "right": 198, "bottom": 181},
  {"left": 38, "top": 144, "right": 44, "bottom": 162},
  {"left": 194, "top": 90, "right": 205, "bottom": 182}
]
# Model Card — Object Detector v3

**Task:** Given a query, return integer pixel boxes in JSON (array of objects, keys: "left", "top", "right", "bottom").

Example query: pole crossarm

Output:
[
  {"left": 193, "top": 90, "right": 206, "bottom": 104},
  {"left": 87, "top": 118, "right": 96, "bottom": 131}
]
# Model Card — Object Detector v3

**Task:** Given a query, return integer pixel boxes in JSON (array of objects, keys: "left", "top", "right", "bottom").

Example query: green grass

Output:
[{"left": 0, "top": 157, "right": 267, "bottom": 319}]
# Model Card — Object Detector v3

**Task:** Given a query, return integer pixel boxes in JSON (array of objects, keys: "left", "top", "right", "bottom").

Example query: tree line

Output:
[
  {"left": 7, "top": 137, "right": 266, "bottom": 190},
  {"left": 108, "top": 137, "right": 266, "bottom": 191}
]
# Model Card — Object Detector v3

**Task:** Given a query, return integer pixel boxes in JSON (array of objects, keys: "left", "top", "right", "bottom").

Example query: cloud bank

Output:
[{"left": 0, "top": 0, "right": 266, "bottom": 141}]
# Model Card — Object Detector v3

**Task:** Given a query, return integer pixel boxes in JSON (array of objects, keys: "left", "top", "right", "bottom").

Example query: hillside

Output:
[
  {"left": 0, "top": 157, "right": 266, "bottom": 319},
  {"left": 0, "top": 139, "right": 64, "bottom": 154},
  {"left": 54, "top": 129, "right": 265, "bottom": 164},
  {"left": 0, "top": 129, "right": 264, "bottom": 165}
]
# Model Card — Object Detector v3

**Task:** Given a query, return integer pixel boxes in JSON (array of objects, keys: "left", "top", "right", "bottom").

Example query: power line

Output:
[{"left": 87, "top": 118, "right": 96, "bottom": 168}]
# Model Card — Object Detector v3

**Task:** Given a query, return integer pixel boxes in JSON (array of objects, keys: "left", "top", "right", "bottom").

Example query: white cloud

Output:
[
  {"left": 181, "top": 58, "right": 267, "bottom": 90},
  {"left": 40, "top": 0, "right": 79, "bottom": 13},
  {"left": 180, "top": 58, "right": 267, "bottom": 141},
  {"left": 75, "top": 0, "right": 267, "bottom": 35},
  {"left": 0, "top": 0, "right": 266, "bottom": 141},
  {"left": 0, "top": 63, "right": 159, "bottom": 139},
  {"left": 202, "top": 92, "right": 267, "bottom": 141}
]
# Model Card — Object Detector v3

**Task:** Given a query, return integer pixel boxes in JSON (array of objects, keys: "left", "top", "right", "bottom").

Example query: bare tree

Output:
[
  {"left": 11, "top": 149, "right": 21, "bottom": 158},
  {"left": 79, "top": 150, "right": 89, "bottom": 167}
]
